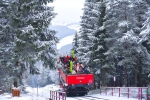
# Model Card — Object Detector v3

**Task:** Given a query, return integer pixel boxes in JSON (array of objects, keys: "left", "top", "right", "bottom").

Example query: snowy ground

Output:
[{"left": 0, "top": 84, "right": 141, "bottom": 100}]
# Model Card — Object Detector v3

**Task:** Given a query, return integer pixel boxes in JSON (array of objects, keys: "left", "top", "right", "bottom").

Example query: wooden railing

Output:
[
  {"left": 100, "top": 87, "right": 148, "bottom": 100},
  {"left": 50, "top": 90, "right": 66, "bottom": 100}
]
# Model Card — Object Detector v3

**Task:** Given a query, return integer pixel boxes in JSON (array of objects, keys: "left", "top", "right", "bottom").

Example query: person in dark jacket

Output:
[{"left": 82, "top": 65, "right": 90, "bottom": 74}]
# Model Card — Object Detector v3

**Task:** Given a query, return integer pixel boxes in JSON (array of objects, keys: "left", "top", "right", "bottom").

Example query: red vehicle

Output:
[{"left": 58, "top": 67, "right": 94, "bottom": 96}]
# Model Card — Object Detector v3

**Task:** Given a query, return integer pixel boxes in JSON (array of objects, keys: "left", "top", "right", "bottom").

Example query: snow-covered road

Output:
[
  {"left": 0, "top": 84, "right": 139, "bottom": 100},
  {"left": 0, "top": 94, "right": 138, "bottom": 100}
]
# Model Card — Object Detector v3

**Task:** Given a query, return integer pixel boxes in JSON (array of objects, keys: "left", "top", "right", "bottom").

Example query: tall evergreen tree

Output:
[
  {"left": 72, "top": 32, "right": 79, "bottom": 55},
  {"left": 104, "top": 0, "right": 144, "bottom": 86},
  {"left": 0, "top": 0, "right": 16, "bottom": 91},
  {"left": 77, "top": 0, "right": 150, "bottom": 87},
  {"left": 88, "top": 0, "right": 109, "bottom": 87},
  {"left": 131, "top": 0, "right": 149, "bottom": 86},
  {"left": 140, "top": 7, "right": 150, "bottom": 85},
  {"left": 77, "top": 0, "right": 95, "bottom": 64},
  {"left": 0, "top": 0, "right": 58, "bottom": 88}
]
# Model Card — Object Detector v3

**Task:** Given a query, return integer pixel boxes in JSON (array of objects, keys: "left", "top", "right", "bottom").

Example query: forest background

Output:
[{"left": 1, "top": 0, "right": 150, "bottom": 93}]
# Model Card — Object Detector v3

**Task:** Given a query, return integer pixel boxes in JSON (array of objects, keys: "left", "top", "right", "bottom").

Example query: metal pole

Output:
[
  {"left": 141, "top": 88, "right": 142, "bottom": 100},
  {"left": 50, "top": 91, "right": 51, "bottom": 99},
  {"left": 146, "top": 88, "right": 148, "bottom": 100},
  {"left": 128, "top": 88, "right": 129, "bottom": 98},
  {"left": 56, "top": 91, "right": 57, "bottom": 100},
  {"left": 37, "top": 82, "right": 38, "bottom": 97},
  {"left": 65, "top": 92, "right": 66, "bottom": 100},
  {"left": 62, "top": 93, "right": 64, "bottom": 100},
  {"left": 52, "top": 91, "right": 53, "bottom": 100},
  {"left": 138, "top": 88, "right": 140, "bottom": 100},
  {"left": 112, "top": 88, "right": 113, "bottom": 96},
  {"left": 59, "top": 92, "right": 60, "bottom": 100},
  {"left": 100, "top": 88, "right": 101, "bottom": 94},
  {"left": 114, "top": 77, "right": 116, "bottom": 87},
  {"left": 138, "top": 88, "right": 141, "bottom": 100},
  {"left": 119, "top": 88, "right": 120, "bottom": 97}
]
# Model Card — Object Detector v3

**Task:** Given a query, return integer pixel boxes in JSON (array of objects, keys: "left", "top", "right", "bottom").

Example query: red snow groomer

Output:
[{"left": 58, "top": 55, "right": 94, "bottom": 96}]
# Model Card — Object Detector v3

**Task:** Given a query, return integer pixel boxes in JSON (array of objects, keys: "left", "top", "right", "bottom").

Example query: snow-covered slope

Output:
[
  {"left": 58, "top": 44, "right": 72, "bottom": 55},
  {"left": 56, "top": 35, "right": 74, "bottom": 50},
  {"left": 49, "top": 25, "right": 76, "bottom": 40},
  {"left": 49, "top": 22, "right": 80, "bottom": 54}
]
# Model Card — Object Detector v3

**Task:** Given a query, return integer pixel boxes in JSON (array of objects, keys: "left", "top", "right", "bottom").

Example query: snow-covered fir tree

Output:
[
  {"left": 140, "top": 7, "right": 150, "bottom": 52},
  {"left": 126, "top": 0, "right": 150, "bottom": 86},
  {"left": 77, "top": 0, "right": 95, "bottom": 64},
  {"left": 104, "top": 0, "right": 129, "bottom": 86},
  {"left": 104, "top": 0, "right": 138, "bottom": 86},
  {"left": 0, "top": 0, "right": 58, "bottom": 89},
  {"left": 87, "top": 0, "right": 109, "bottom": 87},
  {"left": 72, "top": 32, "right": 79, "bottom": 55},
  {"left": 140, "top": 7, "right": 150, "bottom": 85},
  {"left": 0, "top": 0, "right": 16, "bottom": 92},
  {"left": 76, "top": 0, "right": 109, "bottom": 87},
  {"left": 77, "top": 0, "right": 150, "bottom": 87},
  {"left": 77, "top": 0, "right": 103, "bottom": 65}
]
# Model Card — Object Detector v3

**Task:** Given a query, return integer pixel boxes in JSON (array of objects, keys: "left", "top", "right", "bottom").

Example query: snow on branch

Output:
[{"left": 118, "top": 20, "right": 129, "bottom": 27}]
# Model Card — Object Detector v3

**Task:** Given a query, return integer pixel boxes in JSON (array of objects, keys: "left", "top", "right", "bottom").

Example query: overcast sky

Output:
[{"left": 48, "top": 0, "right": 85, "bottom": 23}]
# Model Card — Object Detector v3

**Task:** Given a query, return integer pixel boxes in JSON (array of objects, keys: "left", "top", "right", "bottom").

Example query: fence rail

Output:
[
  {"left": 50, "top": 90, "right": 66, "bottom": 100},
  {"left": 100, "top": 87, "right": 148, "bottom": 100}
]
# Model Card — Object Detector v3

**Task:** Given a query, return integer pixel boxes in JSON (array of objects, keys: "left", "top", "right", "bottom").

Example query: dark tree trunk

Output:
[
  {"left": 124, "top": 66, "right": 127, "bottom": 87},
  {"left": 14, "top": 81, "right": 18, "bottom": 88},
  {"left": 103, "top": 68, "right": 106, "bottom": 86},
  {"left": 135, "top": 65, "right": 138, "bottom": 87},
  {"left": 135, "top": 56, "right": 139, "bottom": 87}
]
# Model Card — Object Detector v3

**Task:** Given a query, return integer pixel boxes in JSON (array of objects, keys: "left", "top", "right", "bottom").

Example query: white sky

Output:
[{"left": 47, "top": 0, "right": 85, "bottom": 23}]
